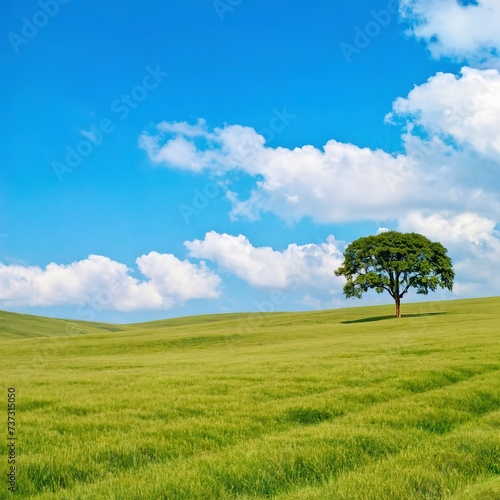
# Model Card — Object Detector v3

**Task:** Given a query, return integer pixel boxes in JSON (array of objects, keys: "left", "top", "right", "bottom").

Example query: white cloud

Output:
[
  {"left": 298, "top": 294, "right": 322, "bottom": 309},
  {"left": 226, "top": 139, "right": 425, "bottom": 223},
  {"left": 136, "top": 252, "right": 220, "bottom": 303},
  {"left": 139, "top": 121, "right": 459, "bottom": 223},
  {"left": 185, "top": 231, "right": 344, "bottom": 291},
  {"left": 139, "top": 122, "right": 263, "bottom": 174},
  {"left": 398, "top": 211, "right": 500, "bottom": 296},
  {"left": 156, "top": 118, "right": 210, "bottom": 138},
  {"left": 138, "top": 69, "right": 500, "bottom": 306},
  {"left": 390, "top": 67, "right": 500, "bottom": 161},
  {"left": 139, "top": 117, "right": 500, "bottom": 224},
  {"left": 0, "top": 253, "right": 221, "bottom": 311},
  {"left": 400, "top": 0, "right": 500, "bottom": 65},
  {"left": 399, "top": 211, "right": 498, "bottom": 247},
  {"left": 138, "top": 134, "right": 206, "bottom": 171}
]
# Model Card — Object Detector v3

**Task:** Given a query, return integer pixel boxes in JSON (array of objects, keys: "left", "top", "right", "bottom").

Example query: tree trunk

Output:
[{"left": 395, "top": 296, "right": 401, "bottom": 318}]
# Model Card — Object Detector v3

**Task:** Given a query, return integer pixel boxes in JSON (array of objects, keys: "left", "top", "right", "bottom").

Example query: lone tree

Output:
[{"left": 334, "top": 231, "right": 454, "bottom": 318}]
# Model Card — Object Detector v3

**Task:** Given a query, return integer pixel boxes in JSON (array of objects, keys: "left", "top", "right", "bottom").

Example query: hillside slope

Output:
[
  {"left": 0, "top": 309, "right": 129, "bottom": 340},
  {"left": 0, "top": 297, "right": 499, "bottom": 499}
]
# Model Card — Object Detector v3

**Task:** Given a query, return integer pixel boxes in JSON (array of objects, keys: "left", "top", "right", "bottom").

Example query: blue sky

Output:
[{"left": 1, "top": 0, "right": 499, "bottom": 323}]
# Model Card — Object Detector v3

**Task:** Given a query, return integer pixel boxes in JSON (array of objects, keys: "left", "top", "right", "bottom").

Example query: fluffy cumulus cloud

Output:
[
  {"left": 400, "top": 211, "right": 498, "bottom": 247},
  {"left": 138, "top": 118, "right": 222, "bottom": 172},
  {"left": 390, "top": 67, "right": 500, "bottom": 161},
  {"left": 400, "top": 0, "right": 500, "bottom": 65},
  {"left": 0, "top": 253, "right": 221, "bottom": 311},
  {"left": 135, "top": 3, "right": 500, "bottom": 303},
  {"left": 185, "top": 231, "right": 344, "bottom": 291},
  {"left": 398, "top": 211, "right": 500, "bottom": 296},
  {"left": 139, "top": 115, "right": 500, "bottom": 224},
  {"left": 140, "top": 121, "right": 448, "bottom": 223}
]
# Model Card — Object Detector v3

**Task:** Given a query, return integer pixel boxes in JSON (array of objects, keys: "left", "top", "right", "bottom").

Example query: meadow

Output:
[{"left": 0, "top": 297, "right": 499, "bottom": 499}]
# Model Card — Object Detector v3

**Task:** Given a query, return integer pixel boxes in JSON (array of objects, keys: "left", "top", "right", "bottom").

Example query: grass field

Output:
[{"left": 1, "top": 297, "right": 499, "bottom": 499}]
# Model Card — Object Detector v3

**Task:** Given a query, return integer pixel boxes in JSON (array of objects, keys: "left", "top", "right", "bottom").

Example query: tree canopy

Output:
[{"left": 334, "top": 231, "right": 454, "bottom": 317}]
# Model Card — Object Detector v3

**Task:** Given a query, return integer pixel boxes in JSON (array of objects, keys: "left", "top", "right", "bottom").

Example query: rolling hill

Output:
[{"left": 0, "top": 297, "right": 499, "bottom": 499}]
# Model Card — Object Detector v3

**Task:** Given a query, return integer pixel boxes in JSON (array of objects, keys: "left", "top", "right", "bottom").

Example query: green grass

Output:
[
  {"left": 0, "top": 309, "right": 131, "bottom": 340},
  {"left": 0, "top": 297, "right": 499, "bottom": 499}
]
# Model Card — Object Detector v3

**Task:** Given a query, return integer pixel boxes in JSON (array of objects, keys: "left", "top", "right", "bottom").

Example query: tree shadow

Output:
[{"left": 341, "top": 312, "right": 448, "bottom": 324}]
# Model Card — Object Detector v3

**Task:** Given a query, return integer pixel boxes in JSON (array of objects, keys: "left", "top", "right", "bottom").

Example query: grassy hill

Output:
[
  {"left": 0, "top": 309, "right": 130, "bottom": 340},
  {"left": 0, "top": 297, "right": 499, "bottom": 499}
]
